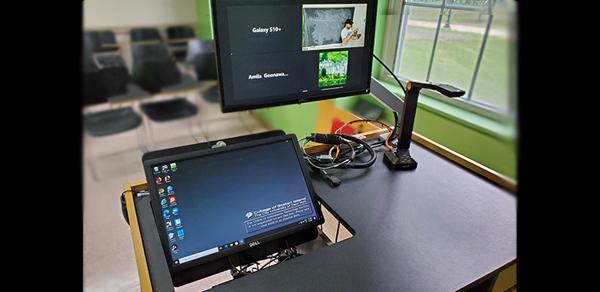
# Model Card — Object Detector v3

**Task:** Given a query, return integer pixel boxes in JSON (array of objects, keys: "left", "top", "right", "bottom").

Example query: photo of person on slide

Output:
[
  {"left": 302, "top": 3, "right": 367, "bottom": 51},
  {"left": 340, "top": 19, "right": 361, "bottom": 47}
]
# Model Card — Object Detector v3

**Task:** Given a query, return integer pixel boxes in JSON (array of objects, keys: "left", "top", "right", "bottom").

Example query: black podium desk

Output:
[
  {"left": 211, "top": 143, "right": 516, "bottom": 292},
  {"left": 126, "top": 141, "right": 516, "bottom": 292}
]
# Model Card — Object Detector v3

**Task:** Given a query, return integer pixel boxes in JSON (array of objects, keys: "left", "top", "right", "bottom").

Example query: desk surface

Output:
[{"left": 212, "top": 144, "right": 516, "bottom": 291}]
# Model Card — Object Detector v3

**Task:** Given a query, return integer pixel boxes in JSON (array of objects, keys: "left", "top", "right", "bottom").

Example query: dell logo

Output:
[{"left": 249, "top": 241, "right": 260, "bottom": 247}]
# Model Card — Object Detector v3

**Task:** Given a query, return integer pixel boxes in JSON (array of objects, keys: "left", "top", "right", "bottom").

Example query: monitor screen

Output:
[
  {"left": 212, "top": 0, "right": 377, "bottom": 112},
  {"left": 145, "top": 135, "right": 323, "bottom": 271}
]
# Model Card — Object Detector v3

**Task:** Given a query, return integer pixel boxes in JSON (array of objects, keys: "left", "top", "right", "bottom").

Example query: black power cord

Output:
[
  {"left": 302, "top": 133, "right": 376, "bottom": 170},
  {"left": 373, "top": 54, "right": 406, "bottom": 95},
  {"left": 229, "top": 247, "right": 299, "bottom": 278},
  {"left": 373, "top": 55, "right": 406, "bottom": 150},
  {"left": 300, "top": 54, "right": 406, "bottom": 184}
]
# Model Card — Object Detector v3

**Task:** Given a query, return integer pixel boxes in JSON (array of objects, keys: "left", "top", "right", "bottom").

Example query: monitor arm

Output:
[{"left": 369, "top": 77, "right": 464, "bottom": 170}]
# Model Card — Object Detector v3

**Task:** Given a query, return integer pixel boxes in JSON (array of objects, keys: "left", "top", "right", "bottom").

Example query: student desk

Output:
[{"left": 124, "top": 142, "right": 516, "bottom": 291}]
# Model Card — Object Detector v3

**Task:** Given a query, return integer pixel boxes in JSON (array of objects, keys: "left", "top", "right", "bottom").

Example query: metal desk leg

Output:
[
  {"left": 193, "top": 91, "right": 209, "bottom": 142},
  {"left": 237, "top": 111, "right": 253, "bottom": 134},
  {"left": 136, "top": 121, "right": 149, "bottom": 153}
]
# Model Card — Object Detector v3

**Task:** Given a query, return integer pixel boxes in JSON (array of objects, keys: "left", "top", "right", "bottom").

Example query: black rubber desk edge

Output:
[{"left": 135, "top": 195, "right": 175, "bottom": 292}]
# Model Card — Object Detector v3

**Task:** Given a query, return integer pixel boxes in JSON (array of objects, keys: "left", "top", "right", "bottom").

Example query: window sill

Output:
[{"left": 376, "top": 79, "right": 516, "bottom": 143}]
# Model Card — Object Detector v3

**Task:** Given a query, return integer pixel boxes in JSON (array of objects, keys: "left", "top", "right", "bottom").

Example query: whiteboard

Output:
[{"left": 303, "top": 7, "right": 355, "bottom": 47}]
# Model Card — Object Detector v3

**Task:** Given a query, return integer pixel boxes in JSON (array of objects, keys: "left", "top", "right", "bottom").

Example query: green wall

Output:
[
  {"left": 371, "top": 0, "right": 389, "bottom": 76},
  {"left": 256, "top": 103, "right": 319, "bottom": 139},
  {"left": 196, "top": 0, "right": 213, "bottom": 39},
  {"left": 194, "top": 0, "right": 517, "bottom": 179}
]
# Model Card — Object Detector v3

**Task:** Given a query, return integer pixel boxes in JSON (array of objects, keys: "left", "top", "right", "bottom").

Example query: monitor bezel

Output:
[
  {"left": 142, "top": 134, "right": 325, "bottom": 274},
  {"left": 211, "top": 0, "right": 379, "bottom": 113}
]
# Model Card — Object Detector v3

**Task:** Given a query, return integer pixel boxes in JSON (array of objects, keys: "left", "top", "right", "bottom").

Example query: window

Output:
[{"left": 393, "top": 0, "right": 517, "bottom": 115}]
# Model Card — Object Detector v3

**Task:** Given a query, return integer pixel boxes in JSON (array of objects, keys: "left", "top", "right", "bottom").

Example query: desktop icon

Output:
[
  {"left": 160, "top": 198, "right": 167, "bottom": 206},
  {"left": 172, "top": 207, "right": 179, "bottom": 215},
  {"left": 170, "top": 163, "right": 177, "bottom": 171},
  {"left": 171, "top": 244, "right": 178, "bottom": 252},
  {"left": 174, "top": 218, "right": 182, "bottom": 226},
  {"left": 234, "top": 241, "right": 238, "bottom": 246},
  {"left": 229, "top": 243, "right": 233, "bottom": 247},
  {"left": 158, "top": 188, "right": 165, "bottom": 195},
  {"left": 164, "top": 175, "right": 171, "bottom": 183},
  {"left": 223, "top": 244, "right": 228, "bottom": 249},
  {"left": 162, "top": 165, "right": 169, "bottom": 172},
  {"left": 169, "top": 196, "right": 176, "bottom": 204},
  {"left": 239, "top": 239, "right": 245, "bottom": 244},
  {"left": 167, "top": 186, "right": 174, "bottom": 194},
  {"left": 177, "top": 229, "right": 185, "bottom": 237},
  {"left": 155, "top": 177, "right": 162, "bottom": 184},
  {"left": 163, "top": 209, "right": 170, "bottom": 218},
  {"left": 168, "top": 232, "right": 174, "bottom": 240},
  {"left": 153, "top": 166, "right": 159, "bottom": 173},
  {"left": 165, "top": 221, "right": 172, "bottom": 228}
]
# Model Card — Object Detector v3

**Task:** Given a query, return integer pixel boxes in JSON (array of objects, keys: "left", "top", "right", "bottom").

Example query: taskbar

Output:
[{"left": 173, "top": 215, "right": 318, "bottom": 265}]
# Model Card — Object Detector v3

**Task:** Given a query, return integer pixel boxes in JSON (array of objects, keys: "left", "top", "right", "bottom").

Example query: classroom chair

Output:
[
  {"left": 130, "top": 27, "right": 162, "bottom": 42},
  {"left": 167, "top": 26, "right": 196, "bottom": 61}
]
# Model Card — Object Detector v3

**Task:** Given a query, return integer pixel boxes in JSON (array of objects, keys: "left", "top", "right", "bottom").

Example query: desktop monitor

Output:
[
  {"left": 142, "top": 133, "right": 324, "bottom": 286},
  {"left": 212, "top": 0, "right": 378, "bottom": 112}
]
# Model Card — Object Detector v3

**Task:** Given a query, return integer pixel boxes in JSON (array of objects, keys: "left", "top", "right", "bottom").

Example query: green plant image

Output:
[{"left": 318, "top": 51, "right": 348, "bottom": 87}]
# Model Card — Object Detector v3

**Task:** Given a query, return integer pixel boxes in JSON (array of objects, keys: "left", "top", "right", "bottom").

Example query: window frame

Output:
[{"left": 383, "top": 0, "right": 516, "bottom": 122}]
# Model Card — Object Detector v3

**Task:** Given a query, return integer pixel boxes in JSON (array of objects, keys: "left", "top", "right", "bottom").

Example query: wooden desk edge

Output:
[
  {"left": 123, "top": 181, "right": 153, "bottom": 292},
  {"left": 412, "top": 132, "right": 517, "bottom": 193}
]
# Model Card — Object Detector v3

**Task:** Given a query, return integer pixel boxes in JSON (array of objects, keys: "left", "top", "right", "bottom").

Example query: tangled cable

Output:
[{"left": 300, "top": 133, "right": 376, "bottom": 170}]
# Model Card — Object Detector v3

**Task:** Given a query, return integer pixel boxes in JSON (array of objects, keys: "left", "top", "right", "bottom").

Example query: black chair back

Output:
[
  {"left": 193, "top": 52, "right": 218, "bottom": 81},
  {"left": 131, "top": 43, "right": 182, "bottom": 93},
  {"left": 132, "top": 43, "right": 173, "bottom": 61},
  {"left": 83, "top": 34, "right": 99, "bottom": 72},
  {"left": 95, "top": 54, "right": 128, "bottom": 68},
  {"left": 83, "top": 68, "right": 130, "bottom": 106},
  {"left": 83, "top": 36, "right": 130, "bottom": 106},
  {"left": 85, "top": 31, "right": 118, "bottom": 53},
  {"left": 130, "top": 28, "right": 162, "bottom": 42},
  {"left": 167, "top": 26, "right": 195, "bottom": 40},
  {"left": 185, "top": 39, "right": 215, "bottom": 61}
]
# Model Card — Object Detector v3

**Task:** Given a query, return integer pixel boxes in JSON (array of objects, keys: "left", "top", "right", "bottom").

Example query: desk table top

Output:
[{"left": 213, "top": 144, "right": 516, "bottom": 291}]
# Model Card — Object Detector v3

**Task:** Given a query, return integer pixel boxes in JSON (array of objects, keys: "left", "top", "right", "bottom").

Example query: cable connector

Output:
[
  {"left": 308, "top": 133, "right": 344, "bottom": 145},
  {"left": 319, "top": 169, "right": 342, "bottom": 187},
  {"left": 315, "top": 155, "right": 334, "bottom": 163}
]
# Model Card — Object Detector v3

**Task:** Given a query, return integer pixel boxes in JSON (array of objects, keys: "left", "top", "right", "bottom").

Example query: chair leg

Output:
[
  {"left": 194, "top": 112, "right": 209, "bottom": 142},
  {"left": 192, "top": 91, "right": 209, "bottom": 142},
  {"left": 187, "top": 115, "right": 200, "bottom": 143},
  {"left": 142, "top": 114, "right": 156, "bottom": 151},
  {"left": 136, "top": 123, "right": 149, "bottom": 153},
  {"left": 86, "top": 156, "right": 100, "bottom": 182},
  {"left": 238, "top": 111, "right": 253, "bottom": 134}
]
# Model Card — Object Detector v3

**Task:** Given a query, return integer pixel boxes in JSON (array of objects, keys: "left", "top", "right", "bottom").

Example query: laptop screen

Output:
[{"left": 148, "top": 137, "right": 320, "bottom": 267}]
